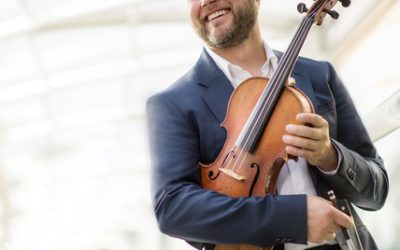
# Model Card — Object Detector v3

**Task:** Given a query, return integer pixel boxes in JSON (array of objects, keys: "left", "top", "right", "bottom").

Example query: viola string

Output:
[
  {"left": 231, "top": 8, "right": 320, "bottom": 172},
  {"left": 239, "top": 11, "right": 319, "bottom": 159},
  {"left": 223, "top": 5, "right": 320, "bottom": 174},
  {"left": 230, "top": 16, "right": 314, "bottom": 174},
  {"left": 222, "top": 17, "right": 305, "bottom": 170},
  {"left": 227, "top": 17, "right": 310, "bottom": 171}
]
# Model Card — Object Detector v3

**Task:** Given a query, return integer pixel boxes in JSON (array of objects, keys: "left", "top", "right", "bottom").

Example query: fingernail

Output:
[{"left": 297, "top": 113, "right": 303, "bottom": 120}]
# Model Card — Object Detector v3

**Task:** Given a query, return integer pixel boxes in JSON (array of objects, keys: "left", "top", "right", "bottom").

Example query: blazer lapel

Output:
[
  {"left": 195, "top": 49, "right": 234, "bottom": 123},
  {"left": 292, "top": 65, "right": 317, "bottom": 108},
  {"left": 274, "top": 51, "right": 318, "bottom": 107}
]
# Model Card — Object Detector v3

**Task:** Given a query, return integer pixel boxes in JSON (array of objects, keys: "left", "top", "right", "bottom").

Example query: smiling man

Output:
[{"left": 147, "top": 0, "right": 389, "bottom": 249}]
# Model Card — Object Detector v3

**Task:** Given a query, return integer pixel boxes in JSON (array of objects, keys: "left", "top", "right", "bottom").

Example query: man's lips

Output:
[
  {"left": 207, "top": 9, "right": 230, "bottom": 22},
  {"left": 201, "top": 8, "right": 231, "bottom": 23}
]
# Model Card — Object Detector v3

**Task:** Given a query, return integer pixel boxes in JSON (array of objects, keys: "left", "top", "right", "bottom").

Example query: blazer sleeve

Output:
[
  {"left": 146, "top": 92, "right": 308, "bottom": 247},
  {"left": 318, "top": 61, "right": 389, "bottom": 211}
]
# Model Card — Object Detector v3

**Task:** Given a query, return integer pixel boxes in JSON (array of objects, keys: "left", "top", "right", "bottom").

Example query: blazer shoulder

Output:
[
  {"left": 274, "top": 50, "right": 333, "bottom": 76},
  {"left": 295, "top": 56, "right": 339, "bottom": 88},
  {"left": 296, "top": 55, "right": 332, "bottom": 72}
]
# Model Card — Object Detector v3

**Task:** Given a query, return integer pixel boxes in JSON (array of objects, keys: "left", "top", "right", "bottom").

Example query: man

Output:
[{"left": 147, "top": 0, "right": 389, "bottom": 249}]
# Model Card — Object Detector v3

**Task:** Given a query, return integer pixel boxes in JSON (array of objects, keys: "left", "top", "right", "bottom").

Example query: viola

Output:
[{"left": 200, "top": 1, "right": 354, "bottom": 249}]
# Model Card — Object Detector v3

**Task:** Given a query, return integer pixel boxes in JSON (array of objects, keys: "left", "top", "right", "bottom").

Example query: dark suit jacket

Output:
[{"left": 146, "top": 49, "right": 389, "bottom": 249}]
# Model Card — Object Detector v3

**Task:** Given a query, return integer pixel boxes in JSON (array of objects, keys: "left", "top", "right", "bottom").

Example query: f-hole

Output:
[{"left": 249, "top": 163, "right": 260, "bottom": 196}]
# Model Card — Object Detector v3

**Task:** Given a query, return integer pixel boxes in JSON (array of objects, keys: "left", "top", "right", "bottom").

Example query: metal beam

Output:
[{"left": 363, "top": 89, "right": 400, "bottom": 142}]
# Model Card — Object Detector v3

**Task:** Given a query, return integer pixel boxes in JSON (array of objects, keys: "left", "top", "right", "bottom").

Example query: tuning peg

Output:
[
  {"left": 297, "top": 3, "right": 308, "bottom": 13},
  {"left": 339, "top": 0, "right": 351, "bottom": 7},
  {"left": 324, "top": 9, "right": 339, "bottom": 19}
]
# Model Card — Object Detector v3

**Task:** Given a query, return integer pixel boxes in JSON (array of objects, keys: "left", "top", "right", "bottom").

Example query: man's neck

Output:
[{"left": 208, "top": 27, "right": 266, "bottom": 76}]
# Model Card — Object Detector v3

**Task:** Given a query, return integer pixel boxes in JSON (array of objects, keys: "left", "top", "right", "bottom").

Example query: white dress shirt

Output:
[{"left": 205, "top": 42, "right": 339, "bottom": 249}]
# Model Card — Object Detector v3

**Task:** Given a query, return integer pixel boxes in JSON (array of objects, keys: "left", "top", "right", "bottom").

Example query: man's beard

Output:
[{"left": 195, "top": 1, "right": 258, "bottom": 49}]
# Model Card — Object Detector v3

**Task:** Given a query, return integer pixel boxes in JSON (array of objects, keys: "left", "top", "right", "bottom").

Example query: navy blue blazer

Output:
[{"left": 147, "top": 49, "right": 389, "bottom": 249}]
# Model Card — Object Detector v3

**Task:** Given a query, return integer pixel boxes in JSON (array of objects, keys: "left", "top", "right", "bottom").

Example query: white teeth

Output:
[{"left": 207, "top": 10, "right": 228, "bottom": 22}]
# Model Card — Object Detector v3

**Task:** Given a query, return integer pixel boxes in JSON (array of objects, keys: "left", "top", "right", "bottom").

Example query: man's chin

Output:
[{"left": 207, "top": 32, "right": 232, "bottom": 48}]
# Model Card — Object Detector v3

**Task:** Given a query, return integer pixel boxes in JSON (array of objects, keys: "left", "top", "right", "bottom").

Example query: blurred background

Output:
[{"left": 0, "top": 0, "right": 398, "bottom": 249}]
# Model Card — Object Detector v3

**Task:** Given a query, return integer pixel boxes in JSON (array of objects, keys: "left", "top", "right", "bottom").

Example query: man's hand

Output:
[
  {"left": 307, "top": 196, "right": 354, "bottom": 243},
  {"left": 282, "top": 113, "right": 338, "bottom": 171}
]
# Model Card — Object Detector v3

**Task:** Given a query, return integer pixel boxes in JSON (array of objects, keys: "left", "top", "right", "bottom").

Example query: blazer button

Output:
[{"left": 347, "top": 168, "right": 355, "bottom": 181}]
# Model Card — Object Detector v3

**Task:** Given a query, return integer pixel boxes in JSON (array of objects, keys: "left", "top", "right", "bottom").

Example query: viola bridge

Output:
[{"left": 219, "top": 168, "right": 245, "bottom": 181}]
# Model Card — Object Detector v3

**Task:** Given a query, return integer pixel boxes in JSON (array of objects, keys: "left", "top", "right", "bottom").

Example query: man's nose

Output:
[{"left": 200, "top": 0, "right": 216, "bottom": 7}]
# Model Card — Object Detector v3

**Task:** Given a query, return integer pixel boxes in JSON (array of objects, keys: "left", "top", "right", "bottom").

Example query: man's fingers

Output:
[
  {"left": 328, "top": 223, "right": 341, "bottom": 233},
  {"left": 326, "top": 232, "right": 337, "bottom": 241},
  {"left": 282, "top": 134, "right": 319, "bottom": 150},
  {"left": 307, "top": 196, "right": 354, "bottom": 244},
  {"left": 296, "top": 113, "right": 327, "bottom": 128},
  {"left": 332, "top": 207, "right": 354, "bottom": 229},
  {"left": 285, "top": 124, "right": 322, "bottom": 140}
]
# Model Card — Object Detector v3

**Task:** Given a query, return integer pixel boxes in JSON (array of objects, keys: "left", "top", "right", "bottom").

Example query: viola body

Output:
[{"left": 200, "top": 77, "right": 314, "bottom": 250}]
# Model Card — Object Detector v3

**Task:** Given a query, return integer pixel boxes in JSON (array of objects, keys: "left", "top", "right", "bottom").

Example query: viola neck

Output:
[
  {"left": 237, "top": 16, "right": 314, "bottom": 152},
  {"left": 273, "top": 16, "right": 314, "bottom": 87}
]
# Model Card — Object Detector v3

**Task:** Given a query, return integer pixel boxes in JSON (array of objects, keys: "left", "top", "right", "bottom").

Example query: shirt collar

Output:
[{"left": 205, "top": 41, "right": 278, "bottom": 87}]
